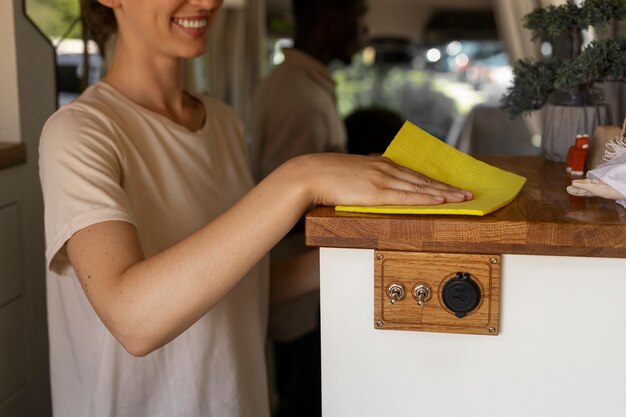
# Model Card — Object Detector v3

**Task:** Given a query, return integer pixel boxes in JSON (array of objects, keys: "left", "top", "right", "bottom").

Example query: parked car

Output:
[
  {"left": 417, "top": 40, "right": 504, "bottom": 77},
  {"left": 465, "top": 51, "right": 512, "bottom": 102},
  {"left": 444, "top": 40, "right": 503, "bottom": 80}
]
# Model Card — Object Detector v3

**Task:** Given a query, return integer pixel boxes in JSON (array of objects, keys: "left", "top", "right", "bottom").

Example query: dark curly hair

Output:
[
  {"left": 80, "top": 0, "right": 117, "bottom": 40},
  {"left": 292, "top": 0, "right": 365, "bottom": 20}
]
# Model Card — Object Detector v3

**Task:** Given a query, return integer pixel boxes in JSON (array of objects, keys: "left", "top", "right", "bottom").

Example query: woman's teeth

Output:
[{"left": 173, "top": 18, "right": 208, "bottom": 29}]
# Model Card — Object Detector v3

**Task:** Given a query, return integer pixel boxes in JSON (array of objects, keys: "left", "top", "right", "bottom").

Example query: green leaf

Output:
[
  {"left": 505, "top": 0, "right": 626, "bottom": 116},
  {"left": 501, "top": 58, "right": 560, "bottom": 116}
]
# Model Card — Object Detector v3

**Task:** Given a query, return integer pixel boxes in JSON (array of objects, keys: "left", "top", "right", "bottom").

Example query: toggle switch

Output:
[
  {"left": 386, "top": 282, "right": 406, "bottom": 304},
  {"left": 412, "top": 284, "right": 431, "bottom": 306}
]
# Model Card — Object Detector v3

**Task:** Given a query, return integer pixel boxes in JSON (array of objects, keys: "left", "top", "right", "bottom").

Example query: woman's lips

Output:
[{"left": 172, "top": 16, "right": 209, "bottom": 37}]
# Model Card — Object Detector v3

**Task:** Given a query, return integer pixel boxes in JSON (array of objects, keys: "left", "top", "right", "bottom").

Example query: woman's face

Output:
[{"left": 109, "top": 0, "right": 223, "bottom": 59}]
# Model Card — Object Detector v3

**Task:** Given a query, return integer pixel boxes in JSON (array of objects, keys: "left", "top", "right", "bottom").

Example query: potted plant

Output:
[{"left": 501, "top": 0, "right": 626, "bottom": 161}]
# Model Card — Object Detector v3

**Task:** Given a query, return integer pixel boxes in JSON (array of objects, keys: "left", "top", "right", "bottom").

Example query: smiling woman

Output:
[{"left": 37, "top": 1, "right": 472, "bottom": 417}]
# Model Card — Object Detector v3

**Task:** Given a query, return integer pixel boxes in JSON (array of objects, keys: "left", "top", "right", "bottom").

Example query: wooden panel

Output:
[
  {"left": 0, "top": 298, "right": 27, "bottom": 403},
  {"left": 306, "top": 156, "right": 626, "bottom": 258},
  {"left": 374, "top": 251, "right": 500, "bottom": 335},
  {"left": 0, "top": 143, "right": 26, "bottom": 171},
  {"left": 0, "top": 204, "right": 22, "bottom": 306}
]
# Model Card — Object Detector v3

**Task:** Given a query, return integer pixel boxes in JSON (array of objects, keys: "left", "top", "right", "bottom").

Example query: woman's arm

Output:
[
  {"left": 67, "top": 153, "right": 471, "bottom": 356},
  {"left": 269, "top": 249, "right": 320, "bottom": 305}
]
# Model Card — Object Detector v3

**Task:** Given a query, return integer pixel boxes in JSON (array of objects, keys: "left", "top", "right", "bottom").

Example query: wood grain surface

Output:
[
  {"left": 306, "top": 156, "right": 626, "bottom": 258},
  {"left": 0, "top": 143, "right": 26, "bottom": 171},
  {"left": 374, "top": 251, "right": 500, "bottom": 336}
]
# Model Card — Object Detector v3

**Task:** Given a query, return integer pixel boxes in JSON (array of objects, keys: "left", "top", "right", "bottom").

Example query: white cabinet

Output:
[{"left": 319, "top": 248, "right": 626, "bottom": 417}]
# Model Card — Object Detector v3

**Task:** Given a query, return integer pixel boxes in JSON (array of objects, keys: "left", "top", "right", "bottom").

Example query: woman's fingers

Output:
[
  {"left": 378, "top": 177, "right": 469, "bottom": 203},
  {"left": 375, "top": 187, "right": 446, "bottom": 206},
  {"left": 372, "top": 158, "right": 473, "bottom": 202},
  {"left": 292, "top": 153, "right": 473, "bottom": 208}
]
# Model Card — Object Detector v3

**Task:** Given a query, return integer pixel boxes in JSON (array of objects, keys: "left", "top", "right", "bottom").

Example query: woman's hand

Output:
[{"left": 280, "top": 153, "right": 473, "bottom": 207}]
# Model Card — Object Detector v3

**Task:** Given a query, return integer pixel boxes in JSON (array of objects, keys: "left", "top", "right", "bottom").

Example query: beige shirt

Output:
[
  {"left": 39, "top": 82, "right": 269, "bottom": 417},
  {"left": 251, "top": 48, "right": 346, "bottom": 181},
  {"left": 250, "top": 48, "right": 346, "bottom": 341}
]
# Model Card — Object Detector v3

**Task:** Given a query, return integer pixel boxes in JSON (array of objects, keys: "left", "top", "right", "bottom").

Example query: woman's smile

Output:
[{"left": 172, "top": 15, "right": 210, "bottom": 37}]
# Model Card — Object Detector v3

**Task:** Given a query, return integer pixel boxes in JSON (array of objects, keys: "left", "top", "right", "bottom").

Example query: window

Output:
[
  {"left": 263, "top": 4, "right": 512, "bottom": 144},
  {"left": 25, "top": 0, "right": 103, "bottom": 107},
  {"left": 333, "top": 38, "right": 511, "bottom": 141}
]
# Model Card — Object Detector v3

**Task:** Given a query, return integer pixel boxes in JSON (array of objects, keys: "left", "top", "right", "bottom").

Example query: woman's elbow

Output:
[
  {"left": 106, "top": 316, "right": 167, "bottom": 357},
  {"left": 119, "top": 337, "right": 156, "bottom": 357}
]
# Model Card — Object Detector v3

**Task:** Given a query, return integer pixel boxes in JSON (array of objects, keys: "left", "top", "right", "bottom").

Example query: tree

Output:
[
  {"left": 26, "top": 0, "right": 82, "bottom": 41},
  {"left": 501, "top": 0, "right": 626, "bottom": 117}
]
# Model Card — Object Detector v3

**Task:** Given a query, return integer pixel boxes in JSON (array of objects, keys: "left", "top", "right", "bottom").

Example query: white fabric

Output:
[
  {"left": 446, "top": 103, "right": 538, "bottom": 155},
  {"left": 491, "top": 0, "right": 543, "bottom": 138},
  {"left": 185, "top": 0, "right": 265, "bottom": 123},
  {"left": 587, "top": 153, "right": 626, "bottom": 209},
  {"left": 250, "top": 48, "right": 346, "bottom": 342},
  {"left": 223, "top": 0, "right": 246, "bottom": 8},
  {"left": 39, "top": 82, "right": 270, "bottom": 417},
  {"left": 491, "top": 0, "right": 540, "bottom": 64}
]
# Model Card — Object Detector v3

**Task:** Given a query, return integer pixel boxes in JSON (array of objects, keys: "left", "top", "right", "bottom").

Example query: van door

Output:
[{"left": 0, "top": 1, "right": 55, "bottom": 416}]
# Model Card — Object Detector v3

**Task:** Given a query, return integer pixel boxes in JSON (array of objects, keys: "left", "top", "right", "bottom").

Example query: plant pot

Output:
[{"left": 541, "top": 104, "right": 610, "bottom": 162}]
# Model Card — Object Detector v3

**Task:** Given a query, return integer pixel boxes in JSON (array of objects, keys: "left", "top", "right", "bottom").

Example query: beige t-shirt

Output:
[
  {"left": 39, "top": 82, "right": 269, "bottom": 417},
  {"left": 250, "top": 48, "right": 346, "bottom": 342}
]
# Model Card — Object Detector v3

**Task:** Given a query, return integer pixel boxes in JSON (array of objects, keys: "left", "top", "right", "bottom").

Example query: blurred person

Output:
[
  {"left": 345, "top": 107, "right": 405, "bottom": 156},
  {"left": 250, "top": 1, "right": 368, "bottom": 416},
  {"left": 38, "top": 0, "right": 472, "bottom": 416}
]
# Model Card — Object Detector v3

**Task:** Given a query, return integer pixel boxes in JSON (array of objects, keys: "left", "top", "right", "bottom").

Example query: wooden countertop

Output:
[
  {"left": 0, "top": 143, "right": 26, "bottom": 171},
  {"left": 305, "top": 156, "right": 626, "bottom": 258}
]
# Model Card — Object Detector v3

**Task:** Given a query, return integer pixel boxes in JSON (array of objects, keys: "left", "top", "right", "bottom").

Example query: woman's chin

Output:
[{"left": 179, "top": 44, "right": 209, "bottom": 59}]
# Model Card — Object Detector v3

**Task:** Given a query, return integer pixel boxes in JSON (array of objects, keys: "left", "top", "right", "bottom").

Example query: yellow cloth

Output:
[{"left": 336, "top": 121, "right": 527, "bottom": 216}]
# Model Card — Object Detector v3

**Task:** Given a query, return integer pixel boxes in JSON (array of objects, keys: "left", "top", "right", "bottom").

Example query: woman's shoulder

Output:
[
  {"left": 45, "top": 83, "right": 118, "bottom": 129},
  {"left": 40, "top": 84, "right": 121, "bottom": 155}
]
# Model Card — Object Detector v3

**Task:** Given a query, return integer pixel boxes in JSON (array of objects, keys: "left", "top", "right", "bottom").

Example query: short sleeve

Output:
[{"left": 39, "top": 105, "right": 136, "bottom": 275}]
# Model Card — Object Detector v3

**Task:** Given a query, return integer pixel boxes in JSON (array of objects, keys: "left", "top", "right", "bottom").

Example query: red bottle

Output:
[{"left": 566, "top": 134, "right": 590, "bottom": 176}]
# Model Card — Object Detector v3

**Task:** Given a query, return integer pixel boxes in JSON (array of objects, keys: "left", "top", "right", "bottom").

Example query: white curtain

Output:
[
  {"left": 184, "top": 0, "right": 266, "bottom": 123},
  {"left": 491, "top": 0, "right": 553, "bottom": 138},
  {"left": 491, "top": 0, "right": 542, "bottom": 64},
  {"left": 541, "top": 0, "right": 570, "bottom": 6}
]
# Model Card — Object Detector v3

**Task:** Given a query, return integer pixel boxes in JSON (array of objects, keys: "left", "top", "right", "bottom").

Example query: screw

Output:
[
  {"left": 490, "top": 257, "right": 498, "bottom": 264},
  {"left": 377, "top": 321, "right": 383, "bottom": 327},
  {"left": 489, "top": 326, "right": 497, "bottom": 334},
  {"left": 377, "top": 253, "right": 384, "bottom": 260}
]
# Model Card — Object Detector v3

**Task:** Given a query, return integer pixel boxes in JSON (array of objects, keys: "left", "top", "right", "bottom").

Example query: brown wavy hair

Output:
[{"left": 80, "top": 0, "right": 117, "bottom": 40}]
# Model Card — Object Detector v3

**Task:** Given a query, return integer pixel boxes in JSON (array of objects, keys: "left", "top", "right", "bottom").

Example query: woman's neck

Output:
[
  {"left": 103, "top": 37, "right": 205, "bottom": 131},
  {"left": 104, "top": 39, "right": 184, "bottom": 111}
]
